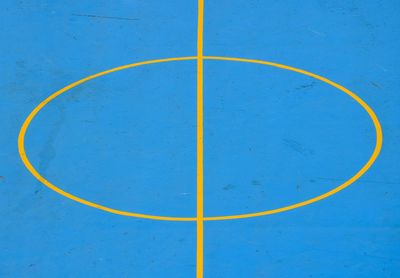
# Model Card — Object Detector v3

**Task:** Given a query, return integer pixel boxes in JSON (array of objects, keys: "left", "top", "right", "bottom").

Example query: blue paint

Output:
[{"left": 1, "top": 0, "right": 399, "bottom": 277}]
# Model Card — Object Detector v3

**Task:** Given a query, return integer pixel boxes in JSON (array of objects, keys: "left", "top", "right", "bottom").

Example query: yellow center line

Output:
[{"left": 196, "top": 0, "right": 204, "bottom": 277}]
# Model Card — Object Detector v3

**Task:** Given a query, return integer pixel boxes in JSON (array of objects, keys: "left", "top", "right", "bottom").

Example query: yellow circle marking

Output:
[{"left": 18, "top": 56, "right": 383, "bottom": 222}]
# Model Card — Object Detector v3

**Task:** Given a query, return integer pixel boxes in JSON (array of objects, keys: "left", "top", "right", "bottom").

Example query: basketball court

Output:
[{"left": 1, "top": 1, "right": 399, "bottom": 277}]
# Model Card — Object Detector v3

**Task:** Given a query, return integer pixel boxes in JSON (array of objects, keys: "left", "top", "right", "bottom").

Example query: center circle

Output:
[{"left": 18, "top": 56, "right": 382, "bottom": 221}]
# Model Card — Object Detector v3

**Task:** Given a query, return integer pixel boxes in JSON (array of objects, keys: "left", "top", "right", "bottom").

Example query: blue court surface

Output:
[{"left": 1, "top": 1, "right": 399, "bottom": 277}]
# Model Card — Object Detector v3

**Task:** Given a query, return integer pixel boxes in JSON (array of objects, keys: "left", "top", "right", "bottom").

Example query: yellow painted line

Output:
[
  {"left": 196, "top": 1, "right": 204, "bottom": 277},
  {"left": 18, "top": 56, "right": 383, "bottom": 223},
  {"left": 202, "top": 56, "right": 383, "bottom": 221},
  {"left": 17, "top": 56, "right": 198, "bottom": 222}
]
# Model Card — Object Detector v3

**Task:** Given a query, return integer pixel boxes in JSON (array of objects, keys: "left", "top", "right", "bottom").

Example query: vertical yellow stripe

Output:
[{"left": 196, "top": 0, "right": 204, "bottom": 277}]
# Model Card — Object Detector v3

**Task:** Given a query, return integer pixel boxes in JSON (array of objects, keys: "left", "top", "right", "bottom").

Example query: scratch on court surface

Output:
[
  {"left": 71, "top": 13, "right": 139, "bottom": 21},
  {"left": 370, "top": 81, "right": 383, "bottom": 89},
  {"left": 295, "top": 81, "right": 317, "bottom": 90},
  {"left": 308, "top": 28, "right": 326, "bottom": 37},
  {"left": 223, "top": 184, "right": 236, "bottom": 191},
  {"left": 282, "top": 138, "right": 314, "bottom": 156}
]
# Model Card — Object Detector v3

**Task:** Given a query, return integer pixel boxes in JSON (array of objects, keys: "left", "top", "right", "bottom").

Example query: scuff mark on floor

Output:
[
  {"left": 37, "top": 103, "right": 66, "bottom": 181},
  {"left": 71, "top": 13, "right": 139, "bottom": 21}
]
